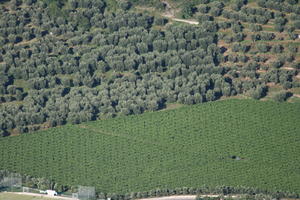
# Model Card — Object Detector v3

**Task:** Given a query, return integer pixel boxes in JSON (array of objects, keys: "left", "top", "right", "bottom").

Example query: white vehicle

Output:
[{"left": 46, "top": 190, "right": 58, "bottom": 196}]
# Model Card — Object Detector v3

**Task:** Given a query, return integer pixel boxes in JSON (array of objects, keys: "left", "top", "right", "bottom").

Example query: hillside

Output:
[
  {"left": 0, "top": 0, "right": 300, "bottom": 136},
  {"left": 1, "top": 0, "right": 300, "bottom": 198},
  {"left": 0, "top": 99, "right": 300, "bottom": 195}
]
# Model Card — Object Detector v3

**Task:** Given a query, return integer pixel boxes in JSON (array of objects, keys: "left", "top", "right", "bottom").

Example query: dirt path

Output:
[
  {"left": 161, "top": 0, "right": 199, "bottom": 25},
  {"left": 135, "top": 0, "right": 198, "bottom": 25},
  {"left": 293, "top": 94, "right": 300, "bottom": 98},
  {"left": 138, "top": 195, "right": 197, "bottom": 200},
  {"left": 162, "top": 14, "right": 199, "bottom": 25},
  {"left": 282, "top": 67, "right": 296, "bottom": 70},
  {"left": 7, "top": 192, "right": 76, "bottom": 200},
  {"left": 162, "top": 1, "right": 175, "bottom": 17},
  {"left": 138, "top": 194, "right": 241, "bottom": 200}
]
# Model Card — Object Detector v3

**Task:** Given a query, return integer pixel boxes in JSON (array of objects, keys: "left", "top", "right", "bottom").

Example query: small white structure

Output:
[
  {"left": 72, "top": 193, "right": 79, "bottom": 199},
  {"left": 46, "top": 190, "right": 58, "bottom": 196}
]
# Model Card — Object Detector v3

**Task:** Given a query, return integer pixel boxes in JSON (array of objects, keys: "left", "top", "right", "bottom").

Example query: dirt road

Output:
[
  {"left": 6, "top": 192, "right": 76, "bottom": 200},
  {"left": 138, "top": 194, "right": 242, "bottom": 200},
  {"left": 138, "top": 195, "right": 197, "bottom": 200},
  {"left": 162, "top": 14, "right": 199, "bottom": 25},
  {"left": 161, "top": 0, "right": 199, "bottom": 25}
]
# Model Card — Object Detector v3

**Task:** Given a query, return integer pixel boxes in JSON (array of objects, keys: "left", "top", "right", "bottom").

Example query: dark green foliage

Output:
[
  {"left": 231, "top": 0, "right": 247, "bottom": 11},
  {"left": 292, "top": 62, "right": 300, "bottom": 69},
  {"left": 198, "top": 14, "right": 214, "bottom": 22},
  {"left": 218, "top": 21, "right": 231, "bottom": 29},
  {"left": 274, "top": 24, "right": 284, "bottom": 32},
  {"left": 249, "top": 24, "right": 262, "bottom": 32},
  {"left": 198, "top": 5, "right": 210, "bottom": 14},
  {"left": 201, "top": 21, "right": 218, "bottom": 32},
  {"left": 271, "top": 44, "right": 283, "bottom": 53},
  {"left": 286, "top": 0, "right": 298, "bottom": 5},
  {"left": 0, "top": 0, "right": 298, "bottom": 141},
  {"left": 251, "top": 34, "right": 261, "bottom": 42},
  {"left": 290, "top": 13, "right": 300, "bottom": 21},
  {"left": 248, "top": 85, "right": 267, "bottom": 100},
  {"left": 1, "top": 0, "right": 243, "bottom": 135},
  {"left": 154, "top": 17, "right": 168, "bottom": 26},
  {"left": 287, "top": 43, "right": 298, "bottom": 53},
  {"left": 128, "top": 0, "right": 161, "bottom": 7},
  {"left": 232, "top": 43, "right": 249, "bottom": 53},
  {"left": 282, "top": 54, "right": 295, "bottom": 63},
  {"left": 274, "top": 17, "right": 287, "bottom": 26},
  {"left": 257, "top": 43, "right": 270, "bottom": 53},
  {"left": 232, "top": 22, "right": 243, "bottom": 33},
  {"left": 180, "top": 2, "right": 197, "bottom": 19},
  {"left": 293, "top": 20, "right": 300, "bottom": 29},
  {"left": 270, "top": 60, "right": 284, "bottom": 68},
  {"left": 209, "top": 7, "right": 222, "bottom": 17},
  {"left": 272, "top": 91, "right": 291, "bottom": 102},
  {"left": 119, "top": 1, "right": 132, "bottom": 10},
  {"left": 260, "top": 32, "right": 275, "bottom": 41}
]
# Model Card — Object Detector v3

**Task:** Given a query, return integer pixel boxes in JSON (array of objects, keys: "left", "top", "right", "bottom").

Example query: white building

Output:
[{"left": 46, "top": 190, "right": 58, "bottom": 196}]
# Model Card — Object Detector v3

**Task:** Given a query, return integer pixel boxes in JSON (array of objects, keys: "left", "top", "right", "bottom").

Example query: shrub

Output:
[
  {"left": 288, "top": 32, "right": 298, "bottom": 40},
  {"left": 257, "top": 43, "right": 270, "bottom": 53},
  {"left": 198, "top": 5, "right": 210, "bottom": 13},
  {"left": 180, "top": 3, "right": 197, "bottom": 19},
  {"left": 232, "top": 23, "right": 243, "bottom": 33},
  {"left": 273, "top": 91, "right": 291, "bottom": 102},
  {"left": 198, "top": 14, "right": 214, "bottom": 22},
  {"left": 251, "top": 34, "right": 261, "bottom": 42},
  {"left": 292, "top": 62, "right": 300, "bottom": 69},
  {"left": 274, "top": 24, "right": 284, "bottom": 32},
  {"left": 119, "top": 1, "right": 132, "bottom": 10},
  {"left": 270, "top": 60, "right": 284, "bottom": 68},
  {"left": 154, "top": 17, "right": 168, "bottom": 26},
  {"left": 286, "top": 0, "right": 298, "bottom": 5},
  {"left": 249, "top": 24, "right": 262, "bottom": 32},
  {"left": 248, "top": 85, "right": 267, "bottom": 100},
  {"left": 294, "top": 20, "right": 300, "bottom": 29},
  {"left": 271, "top": 44, "right": 283, "bottom": 53},
  {"left": 260, "top": 32, "right": 275, "bottom": 41},
  {"left": 209, "top": 7, "right": 222, "bottom": 17},
  {"left": 287, "top": 43, "right": 298, "bottom": 53}
]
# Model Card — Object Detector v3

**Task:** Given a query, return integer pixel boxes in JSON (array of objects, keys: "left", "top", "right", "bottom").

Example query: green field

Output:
[{"left": 0, "top": 99, "right": 300, "bottom": 194}]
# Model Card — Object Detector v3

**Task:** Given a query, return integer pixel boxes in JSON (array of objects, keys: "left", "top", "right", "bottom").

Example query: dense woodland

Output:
[{"left": 0, "top": 0, "right": 300, "bottom": 136}]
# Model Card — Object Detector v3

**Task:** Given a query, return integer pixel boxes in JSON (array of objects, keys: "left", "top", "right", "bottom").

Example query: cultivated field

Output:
[{"left": 0, "top": 99, "right": 300, "bottom": 194}]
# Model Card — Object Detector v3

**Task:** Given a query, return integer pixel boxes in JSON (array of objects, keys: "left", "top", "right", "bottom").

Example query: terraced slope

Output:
[{"left": 0, "top": 99, "right": 300, "bottom": 193}]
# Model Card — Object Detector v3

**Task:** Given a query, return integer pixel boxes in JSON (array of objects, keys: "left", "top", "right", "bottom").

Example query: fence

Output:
[{"left": 0, "top": 173, "right": 22, "bottom": 192}]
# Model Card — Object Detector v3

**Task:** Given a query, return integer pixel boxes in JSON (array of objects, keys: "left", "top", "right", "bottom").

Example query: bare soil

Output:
[{"left": 3, "top": 192, "right": 76, "bottom": 200}]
